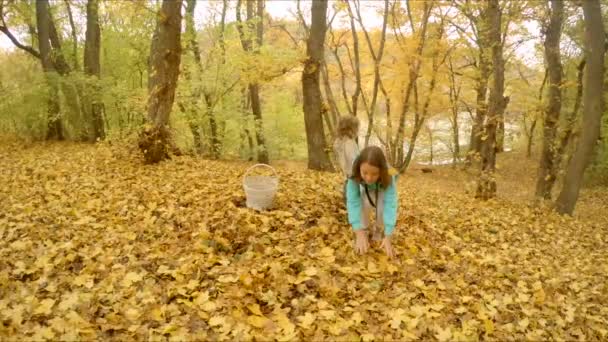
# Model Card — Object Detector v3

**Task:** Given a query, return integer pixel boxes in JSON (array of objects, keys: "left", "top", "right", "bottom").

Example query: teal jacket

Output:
[{"left": 346, "top": 175, "right": 399, "bottom": 236}]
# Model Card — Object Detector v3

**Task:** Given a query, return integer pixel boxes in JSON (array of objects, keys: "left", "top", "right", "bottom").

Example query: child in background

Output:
[
  {"left": 333, "top": 116, "right": 360, "bottom": 199},
  {"left": 346, "top": 146, "right": 398, "bottom": 258}
]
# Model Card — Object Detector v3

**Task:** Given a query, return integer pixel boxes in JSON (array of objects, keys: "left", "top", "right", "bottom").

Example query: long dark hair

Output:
[{"left": 351, "top": 146, "right": 392, "bottom": 188}]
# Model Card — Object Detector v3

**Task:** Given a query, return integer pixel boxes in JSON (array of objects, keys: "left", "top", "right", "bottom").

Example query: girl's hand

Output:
[
  {"left": 380, "top": 237, "right": 395, "bottom": 258},
  {"left": 354, "top": 230, "right": 369, "bottom": 255}
]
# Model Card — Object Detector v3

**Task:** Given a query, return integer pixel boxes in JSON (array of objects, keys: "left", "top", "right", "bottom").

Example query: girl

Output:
[
  {"left": 346, "top": 146, "right": 398, "bottom": 258},
  {"left": 333, "top": 116, "right": 360, "bottom": 199}
]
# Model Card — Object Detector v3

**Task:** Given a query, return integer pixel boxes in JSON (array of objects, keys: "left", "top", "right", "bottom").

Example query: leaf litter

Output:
[{"left": 0, "top": 141, "right": 607, "bottom": 340}]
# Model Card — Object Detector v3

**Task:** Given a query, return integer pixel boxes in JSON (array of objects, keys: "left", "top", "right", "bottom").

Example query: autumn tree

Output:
[
  {"left": 555, "top": 0, "right": 605, "bottom": 215},
  {"left": 302, "top": 0, "right": 333, "bottom": 171},
  {"left": 535, "top": 0, "right": 564, "bottom": 200},
  {"left": 392, "top": 0, "right": 433, "bottom": 170},
  {"left": 35, "top": 0, "right": 63, "bottom": 140},
  {"left": 476, "top": 0, "right": 507, "bottom": 200},
  {"left": 138, "top": 0, "right": 183, "bottom": 164},
  {"left": 236, "top": 0, "right": 269, "bottom": 164},
  {"left": 84, "top": 0, "right": 105, "bottom": 141}
]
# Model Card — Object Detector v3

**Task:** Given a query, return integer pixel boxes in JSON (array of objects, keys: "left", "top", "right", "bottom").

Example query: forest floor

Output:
[{"left": 1, "top": 139, "right": 607, "bottom": 341}]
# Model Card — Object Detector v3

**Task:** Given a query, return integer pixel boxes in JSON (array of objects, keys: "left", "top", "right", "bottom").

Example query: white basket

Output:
[{"left": 243, "top": 164, "right": 279, "bottom": 210}]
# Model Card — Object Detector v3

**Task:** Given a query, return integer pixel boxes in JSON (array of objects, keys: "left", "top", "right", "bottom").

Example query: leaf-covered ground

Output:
[{"left": 1, "top": 141, "right": 607, "bottom": 341}]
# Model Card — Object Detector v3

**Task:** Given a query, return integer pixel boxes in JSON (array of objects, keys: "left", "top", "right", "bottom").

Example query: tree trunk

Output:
[
  {"left": 527, "top": 119, "right": 537, "bottom": 158},
  {"left": 35, "top": 0, "right": 64, "bottom": 140},
  {"left": 427, "top": 125, "right": 434, "bottom": 165},
  {"left": 536, "top": 0, "right": 564, "bottom": 200},
  {"left": 448, "top": 56, "right": 461, "bottom": 165},
  {"left": 239, "top": 88, "right": 255, "bottom": 161},
  {"left": 302, "top": 0, "right": 333, "bottom": 171},
  {"left": 64, "top": 0, "right": 80, "bottom": 71},
  {"left": 353, "top": 0, "right": 389, "bottom": 147},
  {"left": 393, "top": 1, "right": 432, "bottom": 168},
  {"left": 138, "top": 0, "right": 183, "bottom": 164},
  {"left": 476, "top": 0, "right": 506, "bottom": 200},
  {"left": 236, "top": 0, "right": 269, "bottom": 164},
  {"left": 345, "top": 2, "right": 362, "bottom": 118},
  {"left": 401, "top": 37, "right": 446, "bottom": 172},
  {"left": 526, "top": 69, "right": 549, "bottom": 158},
  {"left": 467, "top": 45, "right": 490, "bottom": 164},
  {"left": 84, "top": 0, "right": 105, "bottom": 141},
  {"left": 554, "top": 59, "right": 585, "bottom": 173},
  {"left": 496, "top": 120, "right": 505, "bottom": 152},
  {"left": 184, "top": 0, "right": 204, "bottom": 154},
  {"left": 46, "top": 5, "right": 87, "bottom": 139},
  {"left": 320, "top": 61, "right": 339, "bottom": 135},
  {"left": 555, "top": 0, "right": 605, "bottom": 215}
]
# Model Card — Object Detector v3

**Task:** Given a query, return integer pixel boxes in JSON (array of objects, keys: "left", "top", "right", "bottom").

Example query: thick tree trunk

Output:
[
  {"left": 46, "top": 5, "right": 88, "bottom": 139},
  {"left": 476, "top": 0, "right": 506, "bottom": 200},
  {"left": 302, "top": 0, "right": 333, "bottom": 171},
  {"left": 138, "top": 0, "right": 183, "bottom": 164},
  {"left": 467, "top": 49, "right": 490, "bottom": 164},
  {"left": 556, "top": 0, "right": 605, "bottom": 215},
  {"left": 84, "top": 0, "right": 105, "bottom": 141},
  {"left": 536, "top": 0, "right": 564, "bottom": 200},
  {"left": 554, "top": 59, "right": 584, "bottom": 171},
  {"left": 35, "top": 0, "right": 64, "bottom": 140},
  {"left": 496, "top": 120, "right": 505, "bottom": 152},
  {"left": 320, "top": 61, "right": 339, "bottom": 136}
]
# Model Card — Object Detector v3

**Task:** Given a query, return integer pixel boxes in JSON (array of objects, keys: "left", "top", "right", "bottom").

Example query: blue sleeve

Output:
[
  {"left": 346, "top": 178, "right": 364, "bottom": 230},
  {"left": 383, "top": 175, "right": 399, "bottom": 236}
]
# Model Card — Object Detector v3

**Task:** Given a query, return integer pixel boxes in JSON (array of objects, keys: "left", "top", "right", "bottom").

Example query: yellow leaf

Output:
[
  {"left": 32, "top": 326, "right": 55, "bottom": 341},
  {"left": 34, "top": 298, "right": 56, "bottom": 315},
  {"left": 517, "top": 292, "right": 530, "bottom": 303},
  {"left": 121, "top": 272, "right": 144, "bottom": 287},
  {"left": 518, "top": 318, "right": 530, "bottom": 331},
  {"left": 484, "top": 319, "right": 495, "bottom": 334},
  {"left": 58, "top": 292, "right": 80, "bottom": 311},
  {"left": 247, "top": 315, "right": 269, "bottom": 328},
  {"left": 454, "top": 306, "right": 468, "bottom": 314},
  {"left": 390, "top": 316, "right": 402, "bottom": 329},
  {"left": 361, "top": 333, "right": 375, "bottom": 342},
  {"left": 304, "top": 267, "right": 318, "bottom": 277},
  {"left": 125, "top": 307, "right": 141, "bottom": 321},
  {"left": 297, "top": 312, "right": 316, "bottom": 329},
  {"left": 435, "top": 326, "right": 452, "bottom": 342},
  {"left": 218, "top": 275, "right": 238, "bottom": 283},
  {"left": 66, "top": 310, "right": 91, "bottom": 328},
  {"left": 412, "top": 279, "right": 425, "bottom": 288},
  {"left": 247, "top": 303, "right": 263, "bottom": 316},
  {"left": 533, "top": 288, "right": 546, "bottom": 305},
  {"left": 240, "top": 273, "right": 254, "bottom": 287},
  {"left": 73, "top": 274, "right": 94, "bottom": 289},
  {"left": 274, "top": 312, "right": 295, "bottom": 334},
  {"left": 209, "top": 315, "right": 226, "bottom": 327},
  {"left": 319, "top": 247, "right": 334, "bottom": 257},
  {"left": 319, "top": 310, "right": 335, "bottom": 319},
  {"left": 461, "top": 295, "right": 473, "bottom": 303}
]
